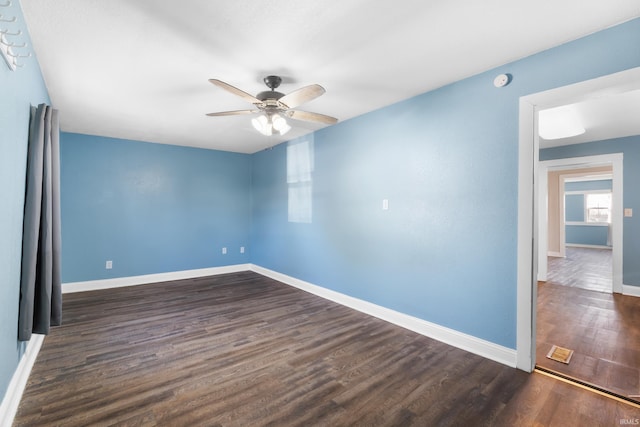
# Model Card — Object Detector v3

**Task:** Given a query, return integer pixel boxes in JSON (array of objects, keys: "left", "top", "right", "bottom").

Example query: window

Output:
[
  {"left": 287, "top": 139, "right": 313, "bottom": 223},
  {"left": 585, "top": 192, "right": 611, "bottom": 223}
]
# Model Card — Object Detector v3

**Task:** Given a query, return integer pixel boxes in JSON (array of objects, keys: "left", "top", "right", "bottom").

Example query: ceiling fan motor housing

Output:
[
  {"left": 264, "top": 75, "right": 282, "bottom": 89},
  {"left": 256, "top": 90, "right": 285, "bottom": 101},
  {"left": 257, "top": 75, "right": 285, "bottom": 103}
]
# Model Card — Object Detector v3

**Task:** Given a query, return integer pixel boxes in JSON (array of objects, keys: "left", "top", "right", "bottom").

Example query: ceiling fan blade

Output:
[
  {"left": 206, "top": 109, "right": 259, "bottom": 117},
  {"left": 288, "top": 110, "right": 338, "bottom": 125},
  {"left": 209, "top": 79, "right": 262, "bottom": 105},
  {"left": 278, "top": 84, "right": 326, "bottom": 109}
]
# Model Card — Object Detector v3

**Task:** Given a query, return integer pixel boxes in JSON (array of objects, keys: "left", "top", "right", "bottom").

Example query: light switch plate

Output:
[{"left": 624, "top": 208, "right": 633, "bottom": 217}]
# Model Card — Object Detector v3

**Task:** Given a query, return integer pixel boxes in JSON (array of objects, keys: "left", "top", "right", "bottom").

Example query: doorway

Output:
[
  {"left": 516, "top": 67, "right": 640, "bottom": 397},
  {"left": 534, "top": 156, "right": 638, "bottom": 400},
  {"left": 547, "top": 167, "right": 614, "bottom": 293},
  {"left": 537, "top": 155, "right": 622, "bottom": 293}
]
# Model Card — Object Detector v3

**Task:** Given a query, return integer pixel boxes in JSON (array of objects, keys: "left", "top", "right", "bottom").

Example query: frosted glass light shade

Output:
[{"left": 252, "top": 113, "right": 291, "bottom": 136}]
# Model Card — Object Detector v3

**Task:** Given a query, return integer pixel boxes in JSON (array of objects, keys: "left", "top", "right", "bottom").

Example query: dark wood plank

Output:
[
  {"left": 14, "top": 271, "right": 640, "bottom": 426},
  {"left": 537, "top": 279, "right": 640, "bottom": 402}
]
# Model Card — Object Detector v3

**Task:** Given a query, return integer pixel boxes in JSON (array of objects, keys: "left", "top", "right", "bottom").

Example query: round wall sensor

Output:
[{"left": 493, "top": 74, "right": 511, "bottom": 88}]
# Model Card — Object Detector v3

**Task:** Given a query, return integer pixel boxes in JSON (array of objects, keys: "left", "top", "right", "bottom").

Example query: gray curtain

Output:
[{"left": 18, "top": 103, "right": 62, "bottom": 341}]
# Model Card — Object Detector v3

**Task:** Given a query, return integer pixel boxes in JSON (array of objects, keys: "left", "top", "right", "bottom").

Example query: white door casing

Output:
[{"left": 516, "top": 66, "right": 639, "bottom": 372}]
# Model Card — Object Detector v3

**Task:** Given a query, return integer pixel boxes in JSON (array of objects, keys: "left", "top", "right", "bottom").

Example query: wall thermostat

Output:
[{"left": 493, "top": 73, "right": 511, "bottom": 88}]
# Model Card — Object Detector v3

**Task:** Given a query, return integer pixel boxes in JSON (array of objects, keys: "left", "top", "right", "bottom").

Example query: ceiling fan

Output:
[{"left": 207, "top": 75, "right": 338, "bottom": 136}]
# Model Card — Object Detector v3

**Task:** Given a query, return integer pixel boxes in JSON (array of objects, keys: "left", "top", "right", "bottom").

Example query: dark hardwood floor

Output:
[
  {"left": 537, "top": 280, "right": 640, "bottom": 403},
  {"left": 14, "top": 271, "right": 640, "bottom": 426},
  {"left": 547, "top": 247, "right": 612, "bottom": 293},
  {"left": 539, "top": 246, "right": 640, "bottom": 403}
]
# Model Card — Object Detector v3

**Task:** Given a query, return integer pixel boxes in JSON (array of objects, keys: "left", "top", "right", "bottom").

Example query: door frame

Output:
[
  {"left": 516, "top": 66, "right": 640, "bottom": 372},
  {"left": 538, "top": 155, "right": 622, "bottom": 293}
]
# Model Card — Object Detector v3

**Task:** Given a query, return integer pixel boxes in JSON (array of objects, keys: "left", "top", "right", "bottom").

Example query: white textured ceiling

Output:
[{"left": 20, "top": 0, "right": 640, "bottom": 153}]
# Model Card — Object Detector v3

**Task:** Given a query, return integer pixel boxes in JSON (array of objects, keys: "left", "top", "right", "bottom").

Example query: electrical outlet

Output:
[
  {"left": 624, "top": 208, "right": 633, "bottom": 217},
  {"left": 106, "top": 260, "right": 112, "bottom": 269},
  {"left": 222, "top": 247, "right": 227, "bottom": 254},
  {"left": 382, "top": 199, "right": 389, "bottom": 210},
  {"left": 240, "top": 246, "right": 245, "bottom": 254}
]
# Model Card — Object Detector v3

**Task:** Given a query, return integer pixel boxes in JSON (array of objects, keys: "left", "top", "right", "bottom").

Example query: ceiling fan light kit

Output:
[
  {"left": 207, "top": 75, "right": 338, "bottom": 137},
  {"left": 251, "top": 113, "right": 291, "bottom": 136}
]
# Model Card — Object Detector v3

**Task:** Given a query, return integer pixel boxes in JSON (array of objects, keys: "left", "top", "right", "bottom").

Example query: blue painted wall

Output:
[
  {"left": 0, "top": 1, "right": 50, "bottom": 405},
  {"left": 565, "top": 194, "right": 585, "bottom": 222},
  {"left": 566, "top": 179, "right": 612, "bottom": 192},
  {"left": 565, "top": 225, "right": 609, "bottom": 247},
  {"left": 251, "top": 18, "right": 640, "bottom": 349},
  {"left": 60, "top": 133, "right": 251, "bottom": 282},
  {"left": 541, "top": 135, "right": 640, "bottom": 287}
]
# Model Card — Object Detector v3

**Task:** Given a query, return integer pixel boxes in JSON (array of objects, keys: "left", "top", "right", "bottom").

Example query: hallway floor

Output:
[
  {"left": 546, "top": 247, "right": 612, "bottom": 293},
  {"left": 537, "top": 247, "right": 640, "bottom": 402}
]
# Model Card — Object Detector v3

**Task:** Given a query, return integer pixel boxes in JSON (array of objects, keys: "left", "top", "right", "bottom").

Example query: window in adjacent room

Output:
[{"left": 585, "top": 192, "right": 611, "bottom": 223}]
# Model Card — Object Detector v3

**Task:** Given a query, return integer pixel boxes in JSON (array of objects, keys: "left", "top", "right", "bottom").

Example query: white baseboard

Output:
[
  {"left": 62, "top": 263, "right": 518, "bottom": 368},
  {"left": 250, "top": 264, "right": 517, "bottom": 368},
  {"left": 623, "top": 284, "right": 640, "bottom": 298},
  {"left": 565, "top": 244, "right": 611, "bottom": 250},
  {"left": 0, "top": 334, "right": 45, "bottom": 427},
  {"left": 547, "top": 251, "right": 563, "bottom": 257},
  {"left": 62, "top": 264, "right": 252, "bottom": 293}
]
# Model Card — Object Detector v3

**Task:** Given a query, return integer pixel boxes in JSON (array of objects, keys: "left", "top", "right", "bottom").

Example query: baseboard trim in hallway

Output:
[
  {"left": 622, "top": 284, "right": 640, "bottom": 298},
  {"left": 534, "top": 366, "right": 640, "bottom": 409}
]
